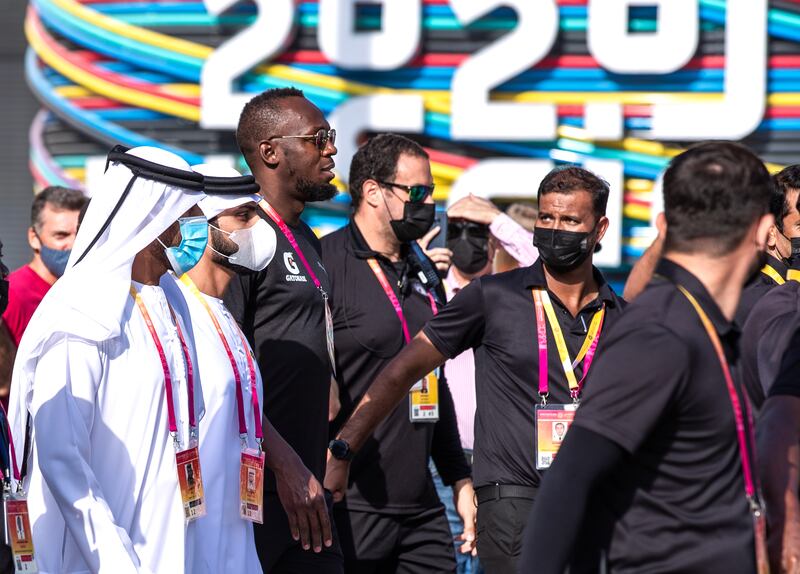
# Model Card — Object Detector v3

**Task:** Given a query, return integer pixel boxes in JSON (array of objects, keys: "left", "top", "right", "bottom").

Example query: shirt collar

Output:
[
  {"left": 346, "top": 219, "right": 400, "bottom": 261},
  {"left": 654, "top": 258, "right": 736, "bottom": 337},
  {"left": 522, "top": 257, "right": 618, "bottom": 307},
  {"left": 764, "top": 252, "right": 789, "bottom": 279}
]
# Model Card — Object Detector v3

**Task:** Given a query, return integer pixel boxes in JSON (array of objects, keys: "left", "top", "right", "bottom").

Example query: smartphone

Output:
[{"left": 428, "top": 210, "right": 448, "bottom": 249}]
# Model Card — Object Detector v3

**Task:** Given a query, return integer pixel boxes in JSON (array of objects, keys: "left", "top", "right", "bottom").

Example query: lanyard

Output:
[
  {"left": 760, "top": 264, "right": 786, "bottom": 285},
  {"left": 366, "top": 258, "right": 438, "bottom": 345},
  {"left": 676, "top": 285, "right": 764, "bottom": 517},
  {"left": 130, "top": 285, "right": 196, "bottom": 446},
  {"left": 179, "top": 275, "right": 263, "bottom": 448},
  {"left": 0, "top": 403, "right": 20, "bottom": 484},
  {"left": 260, "top": 200, "right": 325, "bottom": 294},
  {"left": 259, "top": 199, "right": 336, "bottom": 377},
  {"left": 532, "top": 288, "right": 605, "bottom": 402}
]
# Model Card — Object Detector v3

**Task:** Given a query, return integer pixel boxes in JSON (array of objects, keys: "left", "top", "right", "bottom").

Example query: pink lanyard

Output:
[
  {"left": 533, "top": 289, "right": 605, "bottom": 401},
  {"left": 180, "top": 275, "right": 263, "bottom": 446},
  {"left": 366, "top": 258, "right": 437, "bottom": 345},
  {"left": 130, "top": 286, "right": 196, "bottom": 444},
  {"left": 260, "top": 200, "right": 325, "bottom": 293},
  {"left": 676, "top": 285, "right": 768, "bottom": 573}
]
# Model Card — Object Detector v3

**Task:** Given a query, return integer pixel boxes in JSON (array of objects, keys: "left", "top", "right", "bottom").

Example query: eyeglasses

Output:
[
  {"left": 377, "top": 180, "right": 435, "bottom": 203},
  {"left": 447, "top": 221, "right": 489, "bottom": 241},
  {"left": 270, "top": 128, "right": 336, "bottom": 152}
]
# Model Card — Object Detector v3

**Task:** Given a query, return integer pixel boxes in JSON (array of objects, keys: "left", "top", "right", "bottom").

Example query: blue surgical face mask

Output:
[
  {"left": 158, "top": 216, "right": 208, "bottom": 276},
  {"left": 38, "top": 240, "right": 72, "bottom": 278}
]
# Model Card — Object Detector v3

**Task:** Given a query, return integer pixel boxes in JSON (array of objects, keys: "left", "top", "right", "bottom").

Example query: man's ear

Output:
[
  {"left": 258, "top": 141, "right": 279, "bottom": 168},
  {"left": 362, "top": 179, "right": 383, "bottom": 209},
  {"left": 27, "top": 227, "right": 40, "bottom": 253},
  {"left": 765, "top": 224, "right": 779, "bottom": 249},
  {"left": 756, "top": 213, "right": 776, "bottom": 249},
  {"left": 594, "top": 216, "right": 610, "bottom": 243}
]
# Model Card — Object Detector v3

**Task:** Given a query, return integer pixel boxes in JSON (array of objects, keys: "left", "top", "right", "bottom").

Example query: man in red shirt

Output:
[{"left": 0, "top": 186, "right": 87, "bottom": 403}]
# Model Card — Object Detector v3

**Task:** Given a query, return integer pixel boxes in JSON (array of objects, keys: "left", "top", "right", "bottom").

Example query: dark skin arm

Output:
[
  {"left": 758, "top": 396, "right": 800, "bottom": 574},
  {"left": 263, "top": 416, "right": 333, "bottom": 553},
  {"left": 0, "top": 321, "right": 15, "bottom": 403},
  {"left": 324, "top": 332, "right": 446, "bottom": 502}
]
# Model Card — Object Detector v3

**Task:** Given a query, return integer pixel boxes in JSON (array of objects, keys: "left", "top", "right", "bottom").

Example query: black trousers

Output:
[
  {"left": 255, "top": 491, "right": 344, "bottom": 574},
  {"left": 334, "top": 505, "right": 457, "bottom": 574},
  {"left": 476, "top": 496, "right": 534, "bottom": 574}
]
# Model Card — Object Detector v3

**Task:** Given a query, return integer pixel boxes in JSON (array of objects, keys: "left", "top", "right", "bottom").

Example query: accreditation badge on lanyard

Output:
[
  {"left": 531, "top": 288, "right": 605, "bottom": 470},
  {"left": 0, "top": 405, "right": 37, "bottom": 573},
  {"left": 677, "top": 285, "right": 769, "bottom": 574},
  {"left": 260, "top": 200, "right": 337, "bottom": 378},
  {"left": 130, "top": 286, "right": 207, "bottom": 522},
  {"left": 366, "top": 258, "right": 441, "bottom": 423},
  {"left": 178, "top": 275, "right": 266, "bottom": 523}
]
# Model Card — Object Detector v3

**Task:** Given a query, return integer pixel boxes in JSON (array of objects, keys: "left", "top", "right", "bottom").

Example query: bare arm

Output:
[
  {"left": 0, "top": 322, "right": 15, "bottom": 406},
  {"left": 324, "top": 332, "right": 446, "bottom": 501},
  {"left": 758, "top": 396, "right": 800, "bottom": 574},
  {"left": 623, "top": 220, "right": 665, "bottom": 301}
]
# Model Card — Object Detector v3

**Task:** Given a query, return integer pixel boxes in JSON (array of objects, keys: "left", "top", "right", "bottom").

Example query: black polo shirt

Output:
[
  {"left": 739, "top": 279, "right": 800, "bottom": 410},
  {"left": 225, "top": 209, "right": 332, "bottom": 492},
  {"left": 736, "top": 254, "right": 788, "bottom": 325},
  {"left": 322, "top": 221, "right": 470, "bottom": 514},
  {"left": 768, "top": 324, "right": 800, "bottom": 399},
  {"left": 422, "top": 257, "right": 625, "bottom": 490},
  {"left": 574, "top": 259, "right": 756, "bottom": 574}
]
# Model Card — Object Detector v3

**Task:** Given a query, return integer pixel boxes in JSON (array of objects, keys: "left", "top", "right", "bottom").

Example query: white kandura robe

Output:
[
  {"left": 164, "top": 276, "right": 263, "bottom": 574},
  {"left": 25, "top": 282, "right": 203, "bottom": 574}
]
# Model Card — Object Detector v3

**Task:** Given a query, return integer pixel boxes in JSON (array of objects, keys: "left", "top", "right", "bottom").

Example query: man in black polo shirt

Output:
[
  {"left": 325, "top": 165, "right": 625, "bottom": 573},
  {"left": 322, "top": 134, "right": 472, "bottom": 573},
  {"left": 739, "top": 165, "right": 800, "bottom": 410},
  {"left": 523, "top": 142, "right": 774, "bottom": 573},
  {"left": 225, "top": 88, "right": 343, "bottom": 573}
]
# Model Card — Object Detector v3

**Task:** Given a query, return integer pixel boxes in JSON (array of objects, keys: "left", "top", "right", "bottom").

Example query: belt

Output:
[{"left": 475, "top": 483, "right": 537, "bottom": 505}]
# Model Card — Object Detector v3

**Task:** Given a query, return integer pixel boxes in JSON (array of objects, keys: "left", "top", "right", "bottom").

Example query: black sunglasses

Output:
[
  {"left": 270, "top": 128, "right": 336, "bottom": 152},
  {"left": 377, "top": 180, "right": 435, "bottom": 203},
  {"left": 447, "top": 221, "right": 490, "bottom": 241}
]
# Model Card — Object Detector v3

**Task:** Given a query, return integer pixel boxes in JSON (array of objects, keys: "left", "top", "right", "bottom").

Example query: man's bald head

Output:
[{"left": 236, "top": 87, "right": 306, "bottom": 161}]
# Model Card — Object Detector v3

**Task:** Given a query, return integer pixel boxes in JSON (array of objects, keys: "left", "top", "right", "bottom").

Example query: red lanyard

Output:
[
  {"left": 179, "top": 275, "right": 263, "bottom": 446},
  {"left": 260, "top": 200, "right": 325, "bottom": 293},
  {"left": 130, "top": 285, "right": 196, "bottom": 444},
  {"left": 676, "top": 284, "right": 768, "bottom": 572},
  {"left": 0, "top": 402, "right": 19, "bottom": 483},
  {"left": 366, "top": 258, "right": 438, "bottom": 345},
  {"left": 532, "top": 288, "right": 605, "bottom": 402}
]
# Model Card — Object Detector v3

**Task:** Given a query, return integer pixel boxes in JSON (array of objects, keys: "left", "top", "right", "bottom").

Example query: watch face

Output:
[{"left": 329, "top": 439, "right": 349, "bottom": 459}]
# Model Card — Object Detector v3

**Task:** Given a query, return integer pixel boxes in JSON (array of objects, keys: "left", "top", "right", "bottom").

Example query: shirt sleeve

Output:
[
  {"left": 423, "top": 279, "right": 486, "bottom": 360},
  {"left": 767, "top": 327, "right": 800, "bottom": 399},
  {"left": 489, "top": 213, "right": 538, "bottom": 268},
  {"left": 431, "top": 377, "right": 471, "bottom": 486},
  {"left": 574, "top": 323, "right": 689, "bottom": 454},
  {"left": 30, "top": 336, "right": 141, "bottom": 573}
]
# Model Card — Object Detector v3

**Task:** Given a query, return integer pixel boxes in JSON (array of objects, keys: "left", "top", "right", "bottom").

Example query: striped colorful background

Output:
[{"left": 24, "top": 0, "right": 800, "bottom": 276}]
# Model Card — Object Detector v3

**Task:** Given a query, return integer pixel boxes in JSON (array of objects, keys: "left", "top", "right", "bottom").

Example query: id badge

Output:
[
  {"left": 239, "top": 449, "right": 265, "bottom": 524},
  {"left": 176, "top": 445, "right": 207, "bottom": 521},
  {"left": 534, "top": 404, "right": 578, "bottom": 470},
  {"left": 4, "top": 494, "right": 37, "bottom": 573},
  {"left": 409, "top": 368, "right": 440, "bottom": 423},
  {"left": 323, "top": 298, "right": 337, "bottom": 378}
]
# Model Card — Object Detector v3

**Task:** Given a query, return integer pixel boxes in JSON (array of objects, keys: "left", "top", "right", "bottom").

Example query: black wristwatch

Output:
[{"left": 328, "top": 439, "right": 354, "bottom": 461}]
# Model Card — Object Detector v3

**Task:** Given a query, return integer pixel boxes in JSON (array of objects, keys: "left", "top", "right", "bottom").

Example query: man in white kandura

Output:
[
  {"left": 8, "top": 146, "right": 209, "bottom": 573},
  {"left": 163, "top": 164, "right": 276, "bottom": 573}
]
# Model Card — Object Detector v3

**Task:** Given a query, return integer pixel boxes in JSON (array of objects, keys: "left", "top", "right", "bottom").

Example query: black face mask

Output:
[
  {"left": 390, "top": 202, "right": 435, "bottom": 243},
  {"left": 0, "top": 278, "right": 7, "bottom": 316},
  {"left": 447, "top": 222, "right": 490, "bottom": 275},
  {"left": 789, "top": 237, "right": 800, "bottom": 269},
  {"left": 533, "top": 227, "right": 595, "bottom": 272}
]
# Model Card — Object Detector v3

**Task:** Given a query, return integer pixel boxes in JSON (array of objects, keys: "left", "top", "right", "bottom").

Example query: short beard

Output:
[
  {"left": 209, "top": 227, "right": 253, "bottom": 275},
  {"left": 296, "top": 177, "right": 337, "bottom": 203}
]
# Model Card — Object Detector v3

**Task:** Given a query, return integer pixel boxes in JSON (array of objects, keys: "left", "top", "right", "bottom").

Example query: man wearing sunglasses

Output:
[
  {"left": 321, "top": 134, "right": 473, "bottom": 573},
  {"left": 226, "top": 88, "right": 343, "bottom": 574}
]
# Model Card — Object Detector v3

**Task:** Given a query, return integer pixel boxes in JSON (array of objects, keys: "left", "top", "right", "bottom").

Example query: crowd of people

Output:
[{"left": 0, "top": 86, "right": 797, "bottom": 574}]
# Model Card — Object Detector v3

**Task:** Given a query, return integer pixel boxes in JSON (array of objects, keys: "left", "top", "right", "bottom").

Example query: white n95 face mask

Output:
[{"left": 211, "top": 219, "right": 277, "bottom": 272}]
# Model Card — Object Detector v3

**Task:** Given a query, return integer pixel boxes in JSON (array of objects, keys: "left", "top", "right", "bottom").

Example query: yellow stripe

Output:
[
  {"left": 761, "top": 264, "right": 786, "bottom": 285},
  {"left": 538, "top": 290, "right": 580, "bottom": 392}
]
